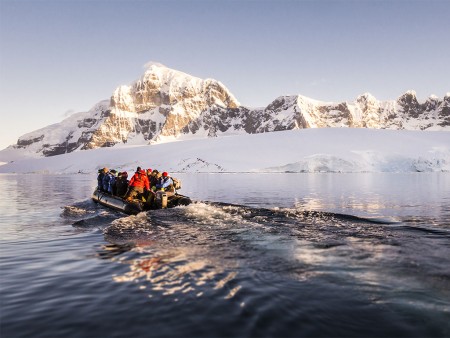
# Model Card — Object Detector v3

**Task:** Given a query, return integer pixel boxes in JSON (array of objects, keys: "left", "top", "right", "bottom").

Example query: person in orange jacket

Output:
[{"left": 126, "top": 167, "right": 150, "bottom": 201}]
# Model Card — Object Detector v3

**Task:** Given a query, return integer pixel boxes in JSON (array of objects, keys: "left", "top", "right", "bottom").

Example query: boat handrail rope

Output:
[{"left": 98, "top": 190, "right": 106, "bottom": 202}]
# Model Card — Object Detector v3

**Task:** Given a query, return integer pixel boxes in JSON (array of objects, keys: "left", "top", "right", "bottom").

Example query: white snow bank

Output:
[{"left": 0, "top": 128, "right": 449, "bottom": 174}]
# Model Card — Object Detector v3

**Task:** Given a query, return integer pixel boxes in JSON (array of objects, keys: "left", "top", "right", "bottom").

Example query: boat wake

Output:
[
  {"left": 93, "top": 200, "right": 403, "bottom": 246},
  {"left": 60, "top": 199, "right": 450, "bottom": 306},
  {"left": 62, "top": 199, "right": 123, "bottom": 228},
  {"left": 62, "top": 198, "right": 450, "bottom": 250},
  {"left": 64, "top": 199, "right": 402, "bottom": 236}
]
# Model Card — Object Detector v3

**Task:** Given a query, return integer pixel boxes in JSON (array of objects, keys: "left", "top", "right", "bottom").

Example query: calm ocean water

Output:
[{"left": 1, "top": 173, "right": 449, "bottom": 337}]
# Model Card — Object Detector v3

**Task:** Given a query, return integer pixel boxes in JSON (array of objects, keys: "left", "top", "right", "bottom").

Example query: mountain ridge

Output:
[{"left": 1, "top": 63, "right": 449, "bottom": 160}]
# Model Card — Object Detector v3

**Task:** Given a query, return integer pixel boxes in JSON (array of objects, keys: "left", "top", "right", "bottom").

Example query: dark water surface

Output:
[{"left": 1, "top": 173, "right": 449, "bottom": 337}]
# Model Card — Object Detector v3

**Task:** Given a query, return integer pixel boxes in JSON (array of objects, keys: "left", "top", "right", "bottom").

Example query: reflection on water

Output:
[
  {"left": 97, "top": 236, "right": 243, "bottom": 301},
  {"left": 112, "top": 249, "right": 234, "bottom": 299}
]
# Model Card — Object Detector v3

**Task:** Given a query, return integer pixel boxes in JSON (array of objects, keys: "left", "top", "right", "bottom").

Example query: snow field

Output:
[{"left": 0, "top": 128, "right": 448, "bottom": 174}]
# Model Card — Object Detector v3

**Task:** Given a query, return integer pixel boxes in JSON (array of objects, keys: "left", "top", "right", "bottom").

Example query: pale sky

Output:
[{"left": 0, "top": 0, "right": 449, "bottom": 149}]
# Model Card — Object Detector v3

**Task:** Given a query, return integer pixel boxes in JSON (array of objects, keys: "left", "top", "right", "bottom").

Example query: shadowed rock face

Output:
[
  {"left": 398, "top": 92, "right": 422, "bottom": 119},
  {"left": 438, "top": 95, "right": 450, "bottom": 127},
  {"left": 6, "top": 64, "right": 449, "bottom": 158},
  {"left": 16, "top": 135, "right": 44, "bottom": 148}
]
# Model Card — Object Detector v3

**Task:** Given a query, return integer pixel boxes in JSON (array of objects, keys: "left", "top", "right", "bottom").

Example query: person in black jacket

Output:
[
  {"left": 115, "top": 172, "right": 129, "bottom": 197},
  {"left": 149, "top": 169, "right": 160, "bottom": 191}
]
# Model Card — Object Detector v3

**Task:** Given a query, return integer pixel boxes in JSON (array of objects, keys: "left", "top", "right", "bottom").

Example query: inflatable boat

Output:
[{"left": 92, "top": 188, "right": 192, "bottom": 215}]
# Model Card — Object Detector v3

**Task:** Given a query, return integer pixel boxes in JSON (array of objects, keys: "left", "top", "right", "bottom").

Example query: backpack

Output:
[{"left": 172, "top": 177, "right": 181, "bottom": 190}]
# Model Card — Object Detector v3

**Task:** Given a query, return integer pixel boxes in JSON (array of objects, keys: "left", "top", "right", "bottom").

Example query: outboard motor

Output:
[{"left": 156, "top": 192, "right": 168, "bottom": 209}]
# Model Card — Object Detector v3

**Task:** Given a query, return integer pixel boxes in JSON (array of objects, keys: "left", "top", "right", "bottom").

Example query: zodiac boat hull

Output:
[
  {"left": 92, "top": 188, "right": 143, "bottom": 215},
  {"left": 92, "top": 188, "right": 192, "bottom": 215}
]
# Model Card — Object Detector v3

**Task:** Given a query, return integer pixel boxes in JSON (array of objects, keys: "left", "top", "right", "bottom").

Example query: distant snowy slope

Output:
[
  {"left": 1, "top": 100, "right": 111, "bottom": 160},
  {"left": 0, "top": 129, "right": 448, "bottom": 174}
]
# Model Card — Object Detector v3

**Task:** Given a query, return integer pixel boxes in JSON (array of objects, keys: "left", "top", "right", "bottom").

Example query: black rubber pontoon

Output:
[{"left": 92, "top": 188, "right": 192, "bottom": 215}]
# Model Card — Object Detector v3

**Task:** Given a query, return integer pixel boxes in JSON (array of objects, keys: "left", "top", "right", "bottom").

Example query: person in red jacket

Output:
[{"left": 126, "top": 168, "right": 150, "bottom": 201}]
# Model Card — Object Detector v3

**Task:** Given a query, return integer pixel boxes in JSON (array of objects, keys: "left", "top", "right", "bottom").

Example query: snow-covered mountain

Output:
[{"left": 1, "top": 63, "right": 449, "bottom": 160}]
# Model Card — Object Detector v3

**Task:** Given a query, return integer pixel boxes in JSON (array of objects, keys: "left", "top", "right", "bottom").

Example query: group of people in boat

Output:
[{"left": 97, "top": 166, "right": 179, "bottom": 206}]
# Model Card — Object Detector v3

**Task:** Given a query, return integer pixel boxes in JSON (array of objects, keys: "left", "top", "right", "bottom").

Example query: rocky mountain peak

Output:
[
  {"left": 356, "top": 93, "right": 379, "bottom": 111},
  {"left": 423, "top": 95, "right": 440, "bottom": 112},
  {"left": 397, "top": 90, "right": 418, "bottom": 102},
  {"left": 111, "top": 64, "right": 239, "bottom": 113},
  {"left": 397, "top": 90, "right": 421, "bottom": 118},
  {"left": 356, "top": 93, "right": 377, "bottom": 103}
]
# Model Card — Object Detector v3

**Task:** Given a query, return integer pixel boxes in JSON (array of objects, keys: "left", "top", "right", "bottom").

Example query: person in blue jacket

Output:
[
  {"left": 97, "top": 168, "right": 107, "bottom": 191},
  {"left": 108, "top": 170, "right": 117, "bottom": 195},
  {"left": 102, "top": 169, "right": 117, "bottom": 194},
  {"left": 156, "top": 172, "right": 174, "bottom": 193}
]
